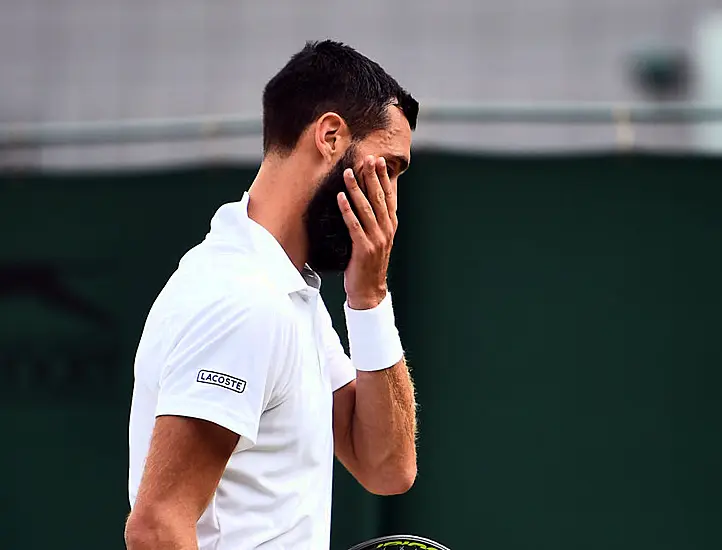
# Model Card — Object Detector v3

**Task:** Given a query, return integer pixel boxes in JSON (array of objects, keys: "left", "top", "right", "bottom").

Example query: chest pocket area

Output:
[{"left": 287, "top": 296, "right": 333, "bottom": 465}]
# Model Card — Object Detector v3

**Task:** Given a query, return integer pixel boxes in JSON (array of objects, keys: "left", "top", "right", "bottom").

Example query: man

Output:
[{"left": 125, "top": 40, "right": 419, "bottom": 550}]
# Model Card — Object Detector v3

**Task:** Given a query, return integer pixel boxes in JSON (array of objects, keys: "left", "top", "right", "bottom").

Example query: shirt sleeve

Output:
[
  {"left": 155, "top": 293, "right": 289, "bottom": 452},
  {"left": 317, "top": 296, "right": 357, "bottom": 392}
]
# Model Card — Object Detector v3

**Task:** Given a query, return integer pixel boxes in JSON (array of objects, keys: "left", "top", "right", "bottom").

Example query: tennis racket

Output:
[{"left": 346, "top": 534, "right": 451, "bottom": 550}]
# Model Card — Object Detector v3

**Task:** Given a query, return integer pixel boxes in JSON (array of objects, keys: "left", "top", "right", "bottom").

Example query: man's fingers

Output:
[
  {"left": 343, "top": 166, "right": 377, "bottom": 231},
  {"left": 337, "top": 192, "right": 367, "bottom": 244},
  {"left": 363, "top": 156, "right": 392, "bottom": 233},
  {"left": 377, "top": 157, "right": 397, "bottom": 229}
]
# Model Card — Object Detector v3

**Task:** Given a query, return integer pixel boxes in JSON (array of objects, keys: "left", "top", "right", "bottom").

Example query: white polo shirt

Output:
[{"left": 127, "top": 192, "right": 357, "bottom": 549}]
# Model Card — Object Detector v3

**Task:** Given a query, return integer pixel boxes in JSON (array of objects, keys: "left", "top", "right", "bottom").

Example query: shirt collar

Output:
[{"left": 205, "top": 192, "right": 321, "bottom": 296}]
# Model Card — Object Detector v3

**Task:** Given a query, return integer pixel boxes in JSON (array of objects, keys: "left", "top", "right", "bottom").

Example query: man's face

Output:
[{"left": 304, "top": 105, "right": 412, "bottom": 273}]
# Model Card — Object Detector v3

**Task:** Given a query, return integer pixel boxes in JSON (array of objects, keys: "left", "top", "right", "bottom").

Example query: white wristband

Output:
[{"left": 344, "top": 292, "right": 404, "bottom": 372}]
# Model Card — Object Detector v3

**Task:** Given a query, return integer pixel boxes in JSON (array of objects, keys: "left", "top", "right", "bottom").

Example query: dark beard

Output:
[{"left": 304, "top": 146, "right": 359, "bottom": 273}]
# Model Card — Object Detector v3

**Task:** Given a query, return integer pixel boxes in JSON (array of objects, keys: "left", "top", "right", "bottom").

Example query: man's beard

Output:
[{"left": 304, "top": 145, "right": 359, "bottom": 273}]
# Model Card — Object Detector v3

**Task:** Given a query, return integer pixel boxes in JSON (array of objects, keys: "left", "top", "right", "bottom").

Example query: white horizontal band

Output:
[{"left": 344, "top": 292, "right": 404, "bottom": 372}]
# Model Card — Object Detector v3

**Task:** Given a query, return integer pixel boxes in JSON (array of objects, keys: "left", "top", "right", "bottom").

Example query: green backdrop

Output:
[{"left": 1, "top": 152, "right": 720, "bottom": 550}]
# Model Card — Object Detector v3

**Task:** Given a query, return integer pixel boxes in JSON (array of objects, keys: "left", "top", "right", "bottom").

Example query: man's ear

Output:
[{"left": 314, "top": 112, "right": 352, "bottom": 162}]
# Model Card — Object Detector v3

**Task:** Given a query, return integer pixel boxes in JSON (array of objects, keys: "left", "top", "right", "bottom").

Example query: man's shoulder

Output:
[
  {"left": 172, "top": 273, "right": 290, "bottom": 320},
  {"left": 152, "top": 252, "right": 294, "bottom": 331}
]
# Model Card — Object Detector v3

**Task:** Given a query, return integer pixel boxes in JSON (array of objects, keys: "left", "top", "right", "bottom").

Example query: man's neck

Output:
[{"left": 246, "top": 154, "right": 314, "bottom": 272}]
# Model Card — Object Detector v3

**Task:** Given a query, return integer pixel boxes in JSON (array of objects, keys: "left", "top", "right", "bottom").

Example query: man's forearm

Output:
[{"left": 351, "top": 357, "right": 417, "bottom": 494}]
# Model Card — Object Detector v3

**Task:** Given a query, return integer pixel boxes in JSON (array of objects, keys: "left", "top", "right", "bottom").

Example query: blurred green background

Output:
[{"left": 1, "top": 152, "right": 720, "bottom": 550}]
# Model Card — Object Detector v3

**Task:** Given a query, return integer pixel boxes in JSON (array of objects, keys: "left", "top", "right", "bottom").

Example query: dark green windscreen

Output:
[{"left": 1, "top": 153, "right": 720, "bottom": 550}]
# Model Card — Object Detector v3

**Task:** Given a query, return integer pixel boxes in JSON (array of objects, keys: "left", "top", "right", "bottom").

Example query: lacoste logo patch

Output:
[{"left": 196, "top": 370, "right": 246, "bottom": 393}]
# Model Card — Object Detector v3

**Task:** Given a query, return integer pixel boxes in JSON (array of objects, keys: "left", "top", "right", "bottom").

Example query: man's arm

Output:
[
  {"left": 332, "top": 154, "right": 418, "bottom": 495},
  {"left": 126, "top": 293, "right": 286, "bottom": 548},
  {"left": 125, "top": 416, "right": 239, "bottom": 550},
  {"left": 333, "top": 361, "right": 416, "bottom": 495}
]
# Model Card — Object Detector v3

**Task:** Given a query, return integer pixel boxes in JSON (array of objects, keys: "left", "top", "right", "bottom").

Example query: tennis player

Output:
[{"left": 124, "top": 40, "right": 419, "bottom": 550}]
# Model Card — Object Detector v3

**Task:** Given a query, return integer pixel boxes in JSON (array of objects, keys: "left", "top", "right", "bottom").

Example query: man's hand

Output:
[{"left": 337, "top": 155, "right": 397, "bottom": 310}]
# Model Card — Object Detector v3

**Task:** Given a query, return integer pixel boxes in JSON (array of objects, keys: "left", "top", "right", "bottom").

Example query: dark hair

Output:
[{"left": 262, "top": 40, "right": 419, "bottom": 155}]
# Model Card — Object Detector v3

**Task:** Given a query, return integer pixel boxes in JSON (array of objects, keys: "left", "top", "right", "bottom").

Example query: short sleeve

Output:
[
  {"left": 317, "top": 297, "right": 357, "bottom": 392},
  {"left": 156, "top": 293, "right": 289, "bottom": 451}
]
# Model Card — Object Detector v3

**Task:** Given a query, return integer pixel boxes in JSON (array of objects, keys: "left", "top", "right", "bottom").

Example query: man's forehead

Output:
[
  {"left": 387, "top": 103, "right": 413, "bottom": 138},
  {"left": 361, "top": 107, "right": 412, "bottom": 159}
]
